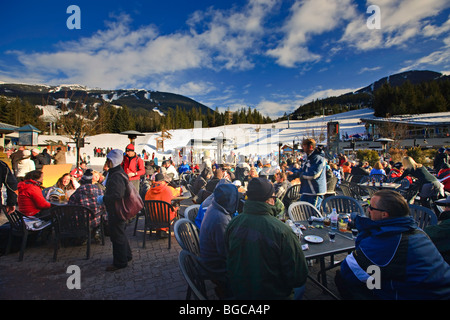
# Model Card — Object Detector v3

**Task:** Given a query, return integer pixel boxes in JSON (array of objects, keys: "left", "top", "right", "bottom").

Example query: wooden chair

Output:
[
  {"left": 1, "top": 206, "right": 51, "bottom": 262},
  {"left": 50, "top": 205, "right": 94, "bottom": 261},
  {"left": 174, "top": 218, "right": 200, "bottom": 256},
  {"left": 408, "top": 204, "right": 438, "bottom": 229},
  {"left": 142, "top": 200, "right": 176, "bottom": 249},
  {"left": 183, "top": 204, "right": 200, "bottom": 224},
  {"left": 288, "top": 201, "right": 322, "bottom": 222}
]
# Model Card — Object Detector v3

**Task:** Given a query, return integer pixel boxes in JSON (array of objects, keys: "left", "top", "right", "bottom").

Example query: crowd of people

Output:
[{"left": 1, "top": 138, "right": 450, "bottom": 300}]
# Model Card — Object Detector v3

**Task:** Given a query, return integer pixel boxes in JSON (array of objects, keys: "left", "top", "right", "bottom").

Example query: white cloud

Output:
[
  {"left": 340, "top": 0, "right": 450, "bottom": 50},
  {"left": 267, "top": 0, "right": 357, "bottom": 67}
]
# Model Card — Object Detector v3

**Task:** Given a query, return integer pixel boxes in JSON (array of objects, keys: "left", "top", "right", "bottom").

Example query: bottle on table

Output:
[{"left": 330, "top": 208, "right": 338, "bottom": 230}]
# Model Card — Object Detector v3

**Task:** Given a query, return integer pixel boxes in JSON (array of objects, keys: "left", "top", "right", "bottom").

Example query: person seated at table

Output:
[
  {"left": 273, "top": 171, "right": 291, "bottom": 199},
  {"left": 92, "top": 170, "right": 106, "bottom": 191},
  {"left": 424, "top": 195, "right": 450, "bottom": 264},
  {"left": 68, "top": 169, "right": 105, "bottom": 229},
  {"left": 199, "top": 183, "right": 240, "bottom": 299},
  {"left": 394, "top": 156, "right": 444, "bottom": 208},
  {"left": 192, "top": 167, "right": 213, "bottom": 196},
  {"left": 177, "top": 160, "right": 191, "bottom": 175},
  {"left": 437, "top": 162, "right": 450, "bottom": 193},
  {"left": 46, "top": 172, "right": 80, "bottom": 201},
  {"left": 17, "top": 170, "right": 52, "bottom": 220},
  {"left": 369, "top": 161, "right": 386, "bottom": 176},
  {"left": 205, "top": 167, "right": 224, "bottom": 193},
  {"left": 335, "top": 189, "right": 450, "bottom": 300},
  {"left": 225, "top": 177, "right": 308, "bottom": 300},
  {"left": 70, "top": 161, "right": 87, "bottom": 181},
  {"left": 144, "top": 173, "right": 182, "bottom": 238}
]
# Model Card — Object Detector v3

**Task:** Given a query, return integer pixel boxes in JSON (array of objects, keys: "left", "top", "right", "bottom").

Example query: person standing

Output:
[
  {"left": 98, "top": 149, "right": 132, "bottom": 272},
  {"left": 52, "top": 147, "right": 66, "bottom": 165},
  {"left": 225, "top": 177, "right": 308, "bottom": 300},
  {"left": 297, "top": 138, "right": 327, "bottom": 209},
  {"left": 0, "top": 159, "right": 18, "bottom": 215},
  {"left": 121, "top": 144, "right": 145, "bottom": 193}
]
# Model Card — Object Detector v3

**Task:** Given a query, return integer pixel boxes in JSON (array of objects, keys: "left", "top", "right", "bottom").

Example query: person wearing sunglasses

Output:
[{"left": 336, "top": 189, "right": 450, "bottom": 300}]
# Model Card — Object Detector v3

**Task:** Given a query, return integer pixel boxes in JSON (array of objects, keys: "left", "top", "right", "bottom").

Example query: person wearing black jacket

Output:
[
  {"left": 98, "top": 149, "right": 132, "bottom": 272},
  {"left": 0, "top": 160, "right": 18, "bottom": 214}
]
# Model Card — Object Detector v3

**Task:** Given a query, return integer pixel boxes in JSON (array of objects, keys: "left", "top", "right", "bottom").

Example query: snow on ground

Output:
[{"left": 39, "top": 108, "right": 376, "bottom": 167}]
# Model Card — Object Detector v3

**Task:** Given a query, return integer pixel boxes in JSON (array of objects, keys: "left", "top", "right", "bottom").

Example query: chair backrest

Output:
[
  {"left": 321, "top": 195, "right": 365, "bottom": 216},
  {"left": 288, "top": 201, "right": 322, "bottom": 222},
  {"left": 369, "top": 174, "right": 387, "bottom": 182},
  {"left": 186, "top": 184, "right": 196, "bottom": 197},
  {"left": 178, "top": 250, "right": 208, "bottom": 300},
  {"left": 408, "top": 204, "right": 438, "bottom": 229},
  {"left": 143, "top": 200, "right": 175, "bottom": 228},
  {"left": 184, "top": 204, "right": 200, "bottom": 223},
  {"left": 338, "top": 183, "right": 353, "bottom": 197},
  {"left": 284, "top": 184, "right": 302, "bottom": 201},
  {"left": 50, "top": 205, "right": 93, "bottom": 237},
  {"left": 2, "top": 206, "right": 25, "bottom": 232},
  {"left": 174, "top": 218, "right": 200, "bottom": 255}
]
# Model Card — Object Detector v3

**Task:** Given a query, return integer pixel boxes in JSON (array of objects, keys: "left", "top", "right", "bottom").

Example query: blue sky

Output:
[{"left": 1, "top": 0, "right": 449, "bottom": 119}]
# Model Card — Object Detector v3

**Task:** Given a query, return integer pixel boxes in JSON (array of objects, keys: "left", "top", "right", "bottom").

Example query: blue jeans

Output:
[
  {"left": 294, "top": 285, "right": 306, "bottom": 300},
  {"left": 300, "top": 194, "right": 323, "bottom": 211}
]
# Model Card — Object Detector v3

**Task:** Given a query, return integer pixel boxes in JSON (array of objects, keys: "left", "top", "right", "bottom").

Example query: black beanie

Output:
[{"left": 246, "top": 178, "right": 275, "bottom": 202}]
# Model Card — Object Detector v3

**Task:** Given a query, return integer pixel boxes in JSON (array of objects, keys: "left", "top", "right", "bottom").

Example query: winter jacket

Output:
[
  {"left": 17, "top": 179, "right": 52, "bottom": 216},
  {"left": 199, "top": 184, "right": 240, "bottom": 274},
  {"left": 425, "top": 212, "right": 450, "bottom": 264},
  {"left": 298, "top": 149, "right": 327, "bottom": 196},
  {"left": 103, "top": 165, "right": 128, "bottom": 219},
  {"left": 340, "top": 215, "right": 450, "bottom": 300},
  {"left": 437, "top": 167, "right": 450, "bottom": 192},
  {"left": 121, "top": 155, "right": 145, "bottom": 181},
  {"left": 16, "top": 158, "right": 35, "bottom": 179},
  {"left": 144, "top": 181, "right": 181, "bottom": 222},
  {"left": 225, "top": 200, "right": 308, "bottom": 299},
  {"left": 0, "top": 160, "right": 17, "bottom": 206},
  {"left": 68, "top": 184, "right": 105, "bottom": 228},
  {"left": 53, "top": 150, "right": 66, "bottom": 164}
]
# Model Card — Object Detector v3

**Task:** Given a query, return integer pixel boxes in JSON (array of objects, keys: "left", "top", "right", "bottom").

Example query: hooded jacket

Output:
[
  {"left": 340, "top": 215, "right": 450, "bottom": 300},
  {"left": 144, "top": 180, "right": 181, "bottom": 220},
  {"left": 199, "top": 184, "right": 240, "bottom": 273},
  {"left": 18, "top": 179, "right": 52, "bottom": 216},
  {"left": 121, "top": 154, "right": 145, "bottom": 181}
]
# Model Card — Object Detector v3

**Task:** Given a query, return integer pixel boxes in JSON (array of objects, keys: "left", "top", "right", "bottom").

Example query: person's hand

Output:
[{"left": 5, "top": 206, "right": 15, "bottom": 214}]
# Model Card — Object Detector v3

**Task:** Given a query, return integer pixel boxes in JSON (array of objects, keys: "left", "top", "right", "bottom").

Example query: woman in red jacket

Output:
[{"left": 18, "top": 170, "right": 52, "bottom": 219}]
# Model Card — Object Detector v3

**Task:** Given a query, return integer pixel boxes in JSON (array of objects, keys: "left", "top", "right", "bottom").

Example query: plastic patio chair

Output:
[
  {"left": 288, "top": 201, "right": 323, "bottom": 222},
  {"left": 1, "top": 206, "right": 52, "bottom": 262},
  {"left": 408, "top": 204, "right": 438, "bottom": 229},
  {"left": 178, "top": 250, "right": 208, "bottom": 300},
  {"left": 183, "top": 204, "right": 200, "bottom": 224},
  {"left": 174, "top": 218, "right": 200, "bottom": 256},
  {"left": 50, "top": 204, "right": 94, "bottom": 261},
  {"left": 142, "top": 200, "right": 176, "bottom": 249},
  {"left": 321, "top": 195, "right": 365, "bottom": 217},
  {"left": 282, "top": 184, "right": 302, "bottom": 208}
]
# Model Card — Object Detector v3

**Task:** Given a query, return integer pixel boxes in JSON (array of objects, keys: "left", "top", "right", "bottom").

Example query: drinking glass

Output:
[
  {"left": 351, "top": 228, "right": 358, "bottom": 240},
  {"left": 308, "top": 217, "right": 313, "bottom": 228},
  {"left": 329, "top": 231, "right": 336, "bottom": 242}
]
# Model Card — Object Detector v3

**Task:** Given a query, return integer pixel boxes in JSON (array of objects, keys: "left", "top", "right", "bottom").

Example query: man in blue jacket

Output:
[
  {"left": 336, "top": 189, "right": 450, "bottom": 300},
  {"left": 298, "top": 138, "right": 327, "bottom": 209}
]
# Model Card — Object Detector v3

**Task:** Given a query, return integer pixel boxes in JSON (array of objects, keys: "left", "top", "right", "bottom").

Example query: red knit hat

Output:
[{"left": 126, "top": 143, "right": 135, "bottom": 151}]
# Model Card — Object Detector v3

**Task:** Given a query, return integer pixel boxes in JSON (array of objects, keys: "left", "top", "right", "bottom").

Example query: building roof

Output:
[
  {"left": 361, "top": 111, "right": 450, "bottom": 127},
  {"left": 0, "top": 122, "right": 19, "bottom": 133}
]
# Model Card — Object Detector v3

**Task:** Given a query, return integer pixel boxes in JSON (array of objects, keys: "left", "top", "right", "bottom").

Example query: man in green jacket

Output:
[{"left": 225, "top": 177, "right": 308, "bottom": 300}]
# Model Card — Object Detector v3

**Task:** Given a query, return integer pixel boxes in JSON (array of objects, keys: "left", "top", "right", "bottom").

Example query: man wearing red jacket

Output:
[
  {"left": 121, "top": 144, "right": 145, "bottom": 193},
  {"left": 145, "top": 173, "right": 182, "bottom": 237}
]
